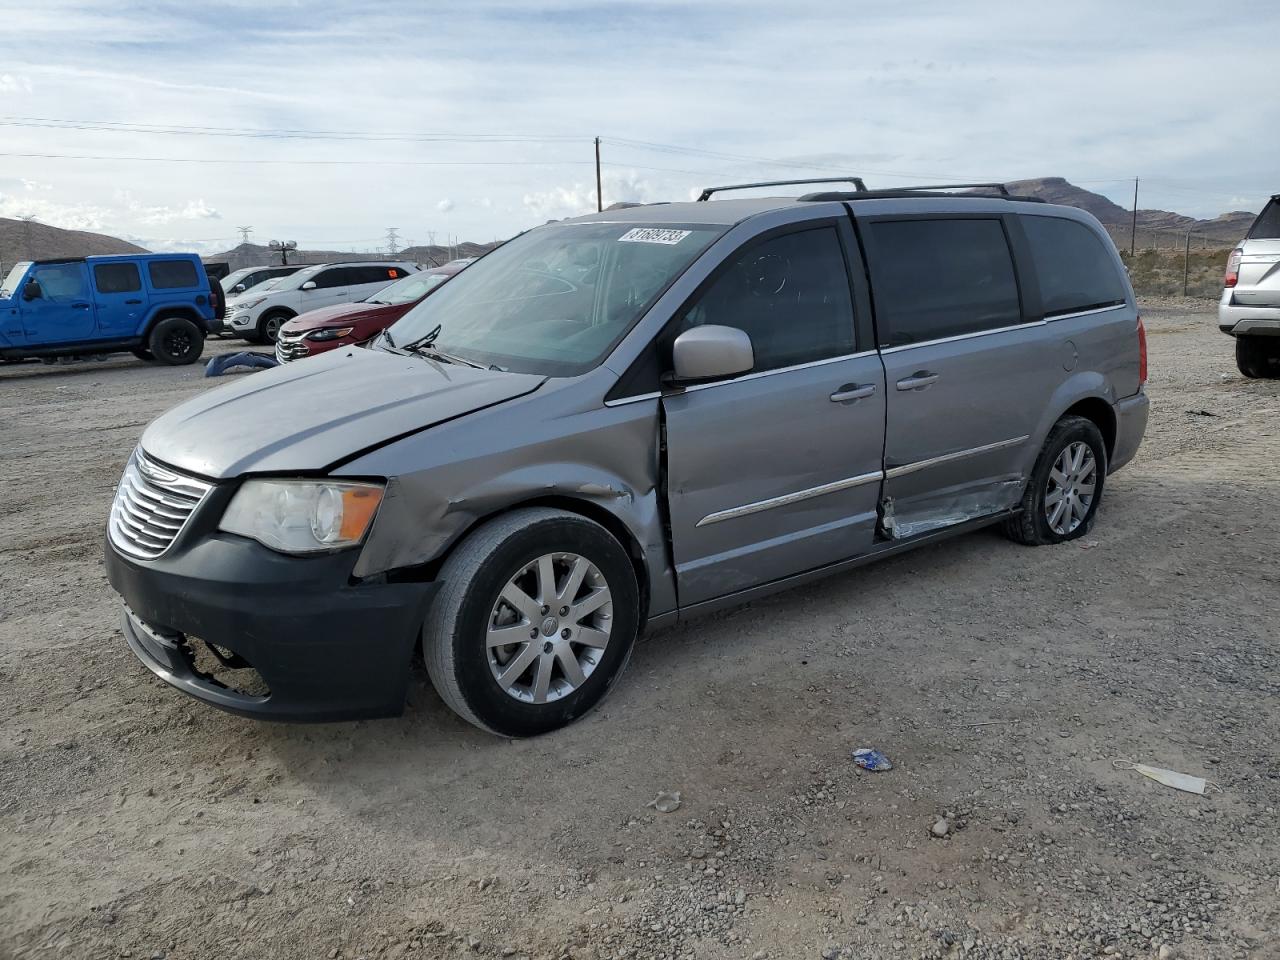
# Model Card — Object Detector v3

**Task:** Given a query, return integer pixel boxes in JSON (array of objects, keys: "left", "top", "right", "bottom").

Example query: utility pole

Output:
[
  {"left": 385, "top": 227, "right": 400, "bottom": 256},
  {"left": 594, "top": 136, "right": 603, "bottom": 212},
  {"left": 1183, "top": 232, "right": 1192, "bottom": 297},
  {"left": 237, "top": 225, "right": 253, "bottom": 245},
  {"left": 20, "top": 214, "right": 37, "bottom": 260},
  {"left": 1130, "top": 177, "right": 1139, "bottom": 256}
]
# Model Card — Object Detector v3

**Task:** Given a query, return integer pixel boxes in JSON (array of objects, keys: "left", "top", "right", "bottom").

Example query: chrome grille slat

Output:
[{"left": 108, "top": 449, "right": 213, "bottom": 560}]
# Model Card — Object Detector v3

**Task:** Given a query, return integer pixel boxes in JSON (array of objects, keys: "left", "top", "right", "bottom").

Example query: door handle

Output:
[
  {"left": 830, "top": 383, "right": 877, "bottom": 403},
  {"left": 896, "top": 371, "right": 939, "bottom": 391},
  {"left": 124, "top": 298, "right": 142, "bottom": 305},
  {"left": 71, "top": 302, "right": 91, "bottom": 310}
]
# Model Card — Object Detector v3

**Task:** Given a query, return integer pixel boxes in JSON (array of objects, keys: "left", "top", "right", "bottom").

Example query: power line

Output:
[{"left": 0, "top": 151, "right": 598, "bottom": 167}]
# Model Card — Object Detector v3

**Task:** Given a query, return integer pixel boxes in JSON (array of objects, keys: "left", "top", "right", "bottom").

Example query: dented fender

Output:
[{"left": 336, "top": 379, "right": 678, "bottom": 619}]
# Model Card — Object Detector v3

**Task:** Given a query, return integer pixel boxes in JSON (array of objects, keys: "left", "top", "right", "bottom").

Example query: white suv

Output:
[{"left": 225, "top": 261, "right": 419, "bottom": 343}]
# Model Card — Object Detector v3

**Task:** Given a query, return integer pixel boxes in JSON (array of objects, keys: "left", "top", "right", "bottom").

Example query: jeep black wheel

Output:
[{"left": 148, "top": 317, "right": 204, "bottom": 366}]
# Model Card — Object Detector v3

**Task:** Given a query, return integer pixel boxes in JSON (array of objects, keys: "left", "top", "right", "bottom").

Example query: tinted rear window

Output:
[
  {"left": 866, "top": 218, "right": 1021, "bottom": 347},
  {"left": 94, "top": 262, "right": 141, "bottom": 294},
  {"left": 1021, "top": 216, "right": 1127, "bottom": 317},
  {"left": 148, "top": 259, "right": 200, "bottom": 289},
  {"left": 1248, "top": 199, "right": 1280, "bottom": 240}
]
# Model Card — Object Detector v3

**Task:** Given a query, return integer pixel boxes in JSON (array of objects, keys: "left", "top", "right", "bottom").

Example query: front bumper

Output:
[
  {"left": 1109, "top": 390, "right": 1149, "bottom": 474},
  {"left": 225, "top": 312, "right": 256, "bottom": 337},
  {"left": 1218, "top": 293, "right": 1280, "bottom": 336},
  {"left": 106, "top": 525, "right": 438, "bottom": 722}
]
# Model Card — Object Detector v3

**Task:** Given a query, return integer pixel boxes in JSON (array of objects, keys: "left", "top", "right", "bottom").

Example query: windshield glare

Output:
[
  {"left": 369, "top": 271, "right": 449, "bottom": 305},
  {"left": 1, "top": 262, "right": 31, "bottom": 299},
  {"left": 382, "top": 222, "right": 720, "bottom": 374}
]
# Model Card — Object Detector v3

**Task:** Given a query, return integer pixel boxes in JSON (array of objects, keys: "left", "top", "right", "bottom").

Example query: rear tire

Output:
[
  {"left": 423, "top": 508, "right": 639, "bottom": 737},
  {"left": 1236, "top": 335, "right": 1279, "bottom": 379},
  {"left": 131, "top": 347, "right": 153, "bottom": 362},
  {"left": 1004, "top": 415, "right": 1108, "bottom": 546},
  {"left": 148, "top": 317, "right": 204, "bottom": 365}
]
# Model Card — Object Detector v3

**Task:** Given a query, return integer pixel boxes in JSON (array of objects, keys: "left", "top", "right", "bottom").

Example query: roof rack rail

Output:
[
  {"left": 697, "top": 177, "right": 867, "bottom": 202},
  {"left": 891, "top": 182, "right": 1010, "bottom": 196}
]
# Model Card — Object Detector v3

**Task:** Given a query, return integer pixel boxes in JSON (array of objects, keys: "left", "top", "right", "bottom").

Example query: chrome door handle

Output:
[
  {"left": 896, "top": 372, "right": 939, "bottom": 391},
  {"left": 830, "top": 384, "right": 877, "bottom": 403}
]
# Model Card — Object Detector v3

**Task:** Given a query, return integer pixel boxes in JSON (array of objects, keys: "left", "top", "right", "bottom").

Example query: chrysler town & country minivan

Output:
[{"left": 105, "top": 181, "right": 1149, "bottom": 736}]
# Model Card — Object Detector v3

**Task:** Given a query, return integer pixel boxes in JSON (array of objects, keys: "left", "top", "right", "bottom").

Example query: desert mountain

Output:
[
  {"left": 0, "top": 216, "right": 146, "bottom": 268},
  {"left": 205, "top": 241, "right": 499, "bottom": 272}
]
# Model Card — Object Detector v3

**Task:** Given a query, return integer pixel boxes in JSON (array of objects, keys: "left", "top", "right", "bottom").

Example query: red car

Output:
[{"left": 274, "top": 260, "right": 470, "bottom": 362}]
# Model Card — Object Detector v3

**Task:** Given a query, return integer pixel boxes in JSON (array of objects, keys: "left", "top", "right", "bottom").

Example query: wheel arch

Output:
[
  {"left": 1059, "top": 396, "right": 1116, "bottom": 462},
  {"left": 143, "top": 306, "right": 204, "bottom": 336},
  {"left": 1031, "top": 372, "right": 1118, "bottom": 467}
]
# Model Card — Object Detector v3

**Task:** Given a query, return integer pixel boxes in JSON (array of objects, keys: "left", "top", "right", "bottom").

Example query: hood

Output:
[
  {"left": 284, "top": 300, "right": 402, "bottom": 331},
  {"left": 140, "top": 347, "right": 545, "bottom": 479}
]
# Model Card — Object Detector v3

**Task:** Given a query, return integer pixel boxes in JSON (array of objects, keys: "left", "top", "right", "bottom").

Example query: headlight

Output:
[
  {"left": 234, "top": 297, "right": 267, "bottom": 311},
  {"left": 306, "top": 326, "right": 355, "bottom": 342},
  {"left": 219, "top": 479, "right": 384, "bottom": 554}
]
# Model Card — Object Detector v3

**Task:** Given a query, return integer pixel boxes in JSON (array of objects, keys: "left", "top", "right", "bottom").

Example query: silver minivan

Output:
[
  {"left": 105, "top": 182, "right": 1150, "bottom": 736},
  {"left": 1219, "top": 194, "right": 1280, "bottom": 378}
]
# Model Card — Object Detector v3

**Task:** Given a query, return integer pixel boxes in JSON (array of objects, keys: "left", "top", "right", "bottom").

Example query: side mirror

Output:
[
  {"left": 670, "top": 325, "right": 754, "bottom": 383},
  {"left": 22, "top": 279, "right": 42, "bottom": 302},
  {"left": 232, "top": 283, "right": 246, "bottom": 294},
  {"left": 300, "top": 280, "right": 317, "bottom": 291}
]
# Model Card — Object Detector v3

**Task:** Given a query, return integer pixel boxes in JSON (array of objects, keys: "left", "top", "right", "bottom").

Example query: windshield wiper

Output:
[{"left": 396, "top": 324, "right": 488, "bottom": 370}]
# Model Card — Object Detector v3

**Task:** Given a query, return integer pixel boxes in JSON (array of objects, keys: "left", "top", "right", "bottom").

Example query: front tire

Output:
[
  {"left": 257, "top": 311, "right": 292, "bottom": 345},
  {"left": 423, "top": 508, "right": 639, "bottom": 737},
  {"left": 1236, "top": 335, "right": 1279, "bottom": 379},
  {"left": 148, "top": 317, "right": 204, "bottom": 365},
  {"left": 1004, "top": 415, "right": 1107, "bottom": 546}
]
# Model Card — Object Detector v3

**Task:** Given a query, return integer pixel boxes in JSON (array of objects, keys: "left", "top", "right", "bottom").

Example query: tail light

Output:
[
  {"left": 1224, "top": 248, "right": 1242, "bottom": 288},
  {"left": 1137, "top": 315, "right": 1148, "bottom": 387}
]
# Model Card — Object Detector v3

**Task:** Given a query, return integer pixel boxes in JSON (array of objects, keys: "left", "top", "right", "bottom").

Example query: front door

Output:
[
  {"left": 662, "top": 223, "right": 886, "bottom": 606},
  {"left": 859, "top": 214, "right": 1054, "bottom": 536},
  {"left": 20, "top": 261, "right": 96, "bottom": 343},
  {"left": 90, "top": 261, "right": 146, "bottom": 338},
  {"left": 305, "top": 266, "right": 355, "bottom": 309}
]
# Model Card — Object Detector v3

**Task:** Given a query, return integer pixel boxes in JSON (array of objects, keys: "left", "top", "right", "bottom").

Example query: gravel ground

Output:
[{"left": 1, "top": 302, "right": 1277, "bottom": 960}]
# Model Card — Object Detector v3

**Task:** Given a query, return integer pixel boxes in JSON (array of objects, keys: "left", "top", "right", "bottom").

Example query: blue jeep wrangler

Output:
[{"left": 0, "top": 253, "right": 224, "bottom": 365}]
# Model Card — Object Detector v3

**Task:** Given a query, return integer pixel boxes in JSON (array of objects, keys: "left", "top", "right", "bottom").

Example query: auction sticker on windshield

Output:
[{"left": 618, "top": 228, "right": 692, "bottom": 245}]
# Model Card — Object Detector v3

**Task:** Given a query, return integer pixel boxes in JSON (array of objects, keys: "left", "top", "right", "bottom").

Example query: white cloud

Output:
[
  {"left": 114, "top": 190, "right": 222, "bottom": 225},
  {"left": 437, "top": 199, "right": 455, "bottom": 213},
  {"left": 523, "top": 171, "right": 655, "bottom": 220},
  {"left": 0, "top": 73, "right": 33, "bottom": 94}
]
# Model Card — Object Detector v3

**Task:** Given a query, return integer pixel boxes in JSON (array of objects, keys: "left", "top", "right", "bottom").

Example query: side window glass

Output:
[
  {"left": 148, "top": 259, "right": 200, "bottom": 289},
  {"left": 866, "top": 219, "right": 1021, "bottom": 347},
  {"left": 93, "top": 262, "right": 141, "bottom": 294},
  {"left": 31, "top": 263, "right": 88, "bottom": 301},
  {"left": 315, "top": 269, "right": 346, "bottom": 289},
  {"left": 1021, "top": 216, "right": 1128, "bottom": 316},
  {"left": 678, "top": 227, "right": 856, "bottom": 372}
]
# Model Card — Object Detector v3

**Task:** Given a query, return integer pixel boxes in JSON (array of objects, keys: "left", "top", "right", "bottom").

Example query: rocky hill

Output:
[
  {"left": 1005, "top": 177, "right": 1255, "bottom": 245},
  {"left": 0, "top": 217, "right": 146, "bottom": 268}
]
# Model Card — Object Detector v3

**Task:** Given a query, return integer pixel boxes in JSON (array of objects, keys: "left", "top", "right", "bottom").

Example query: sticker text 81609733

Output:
[{"left": 617, "top": 228, "right": 692, "bottom": 245}]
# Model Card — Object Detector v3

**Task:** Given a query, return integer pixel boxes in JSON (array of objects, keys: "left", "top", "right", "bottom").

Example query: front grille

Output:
[
  {"left": 275, "top": 335, "right": 309, "bottom": 363},
  {"left": 108, "top": 449, "right": 212, "bottom": 560}
]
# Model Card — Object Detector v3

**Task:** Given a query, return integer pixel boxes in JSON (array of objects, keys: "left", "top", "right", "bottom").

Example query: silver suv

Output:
[
  {"left": 104, "top": 181, "right": 1149, "bottom": 736},
  {"left": 1220, "top": 195, "right": 1280, "bottom": 378}
]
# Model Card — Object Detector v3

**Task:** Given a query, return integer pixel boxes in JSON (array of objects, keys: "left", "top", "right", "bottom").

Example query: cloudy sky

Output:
[{"left": 0, "top": 0, "right": 1275, "bottom": 254}]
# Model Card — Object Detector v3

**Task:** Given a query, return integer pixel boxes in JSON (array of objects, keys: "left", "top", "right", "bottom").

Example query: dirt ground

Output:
[{"left": 1, "top": 302, "right": 1277, "bottom": 960}]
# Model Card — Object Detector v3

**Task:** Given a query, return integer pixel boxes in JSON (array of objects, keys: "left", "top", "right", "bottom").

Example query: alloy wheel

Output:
[
  {"left": 1044, "top": 440, "right": 1097, "bottom": 535},
  {"left": 486, "top": 552, "right": 613, "bottom": 704}
]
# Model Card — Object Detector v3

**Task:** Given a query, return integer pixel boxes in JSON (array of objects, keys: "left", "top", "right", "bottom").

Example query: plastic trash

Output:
[
  {"left": 1113, "top": 759, "right": 1219, "bottom": 795},
  {"left": 646, "top": 791, "right": 682, "bottom": 813},
  {"left": 851, "top": 748, "right": 893, "bottom": 772},
  {"left": 205, "top": 352, "right": 279, "bottom": 377}
]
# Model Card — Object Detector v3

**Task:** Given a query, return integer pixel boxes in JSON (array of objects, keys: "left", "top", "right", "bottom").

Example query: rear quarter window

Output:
[
  {"left": 1021, "top": 216, "right": 1127, "bottom": 317},
  {"left": 148, "top": 259, "right": 200, "bottom": 289},
  {"left": 1248, "top": 199, "right": 1280, "bottom": 240},
  {"left": 94, "top": 262, "right": 141, "bottom": 294},
  {"left": 865, "top": 218, "right": 1021, "bottom": 347}
]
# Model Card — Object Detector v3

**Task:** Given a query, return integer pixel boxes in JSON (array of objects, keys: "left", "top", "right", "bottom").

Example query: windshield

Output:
[
  {"left": 382, "top": 222, "right": 721, "bottom": 375},
  {"left": 0, "top": 262, "right": 31, "bottom": 299},
  {"left": 368, "top": 271, "right": 450, "bottom": 305},
  {"left": 220, "top": 269, "right": 252, "bottom": 292}
]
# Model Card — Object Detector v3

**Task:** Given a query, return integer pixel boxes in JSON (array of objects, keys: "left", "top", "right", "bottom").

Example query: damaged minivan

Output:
[{"left": 105, "top": 181, "right": 1149, "bottom": 736}]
